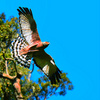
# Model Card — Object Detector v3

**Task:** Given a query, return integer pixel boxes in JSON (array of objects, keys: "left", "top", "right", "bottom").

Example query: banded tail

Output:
[{"left": 11, "top": 37, "right": 32, "bottom": 68}]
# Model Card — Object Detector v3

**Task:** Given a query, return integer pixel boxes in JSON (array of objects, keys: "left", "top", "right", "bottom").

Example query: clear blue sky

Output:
[{"left": 0, "top": 0, "right": 100, "bottom": 100}]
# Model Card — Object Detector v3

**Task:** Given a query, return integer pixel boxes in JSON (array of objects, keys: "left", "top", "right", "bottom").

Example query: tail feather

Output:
[{"left": 11, "top": 36, "right": 31, "bottom": 68}]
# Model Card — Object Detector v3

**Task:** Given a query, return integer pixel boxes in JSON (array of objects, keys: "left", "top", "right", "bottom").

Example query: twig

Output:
[
  {"left": 47, "top": 87, "right": 58, "bottom": 99},
  {"left": 31, "top": 62, "right": 34, "bottom": 73},
  {"left": 5, "top": 60, "right": 8, "bottom": 75},
  {"left": 28, "top": 63, "right": 34, "bottom": 81}
]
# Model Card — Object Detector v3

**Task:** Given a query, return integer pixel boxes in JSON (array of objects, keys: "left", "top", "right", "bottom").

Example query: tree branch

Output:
[
  {"left": 0, "top": 57, "right": 24, "bottom": 99},
  {"left": 5, "top": 60, "right": 8, "bottom": 75},
  {"left": 5, "top": 58, "right": 18, "bottom": 73},
  {"left": 3, "top": 58, "right": 17, "bottom": 80},
  {"left": 28, "top": 63, "right": 34, "bottom": 81}
]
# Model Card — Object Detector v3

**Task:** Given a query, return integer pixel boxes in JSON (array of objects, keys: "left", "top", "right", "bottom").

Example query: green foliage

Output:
[
  {"left": 0, "top": 13, "right": 19, "bottom": 99},
  {"left": 0, "top": 13, "right": 21, "bottom": 99},
  {"left": 20, "top": 71, "right": 73, "bottom": 100},
  {"left": 0, "top": 13, "right": 73, "bottom": 100}
]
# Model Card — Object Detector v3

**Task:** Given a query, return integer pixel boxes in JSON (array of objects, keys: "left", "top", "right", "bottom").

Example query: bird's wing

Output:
[
  {"left": 33, "top": 51, "right": 62, "bottom": 84},
  {"left": 17, "top": 7, "right": 41, "bottom": 45}
]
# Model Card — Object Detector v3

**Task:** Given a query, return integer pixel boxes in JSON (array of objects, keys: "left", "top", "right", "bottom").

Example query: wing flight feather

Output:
[
  {"left": 17, "top": 7, "right": 41, "bottom": 45},
  {"left": 33, "top": 51, "right": 62, "bottom": 84}
]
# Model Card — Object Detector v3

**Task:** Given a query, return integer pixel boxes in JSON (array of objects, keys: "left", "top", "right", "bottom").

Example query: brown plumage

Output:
[{"left": 11, "top": 7, "right": 62, "bottom": 84}]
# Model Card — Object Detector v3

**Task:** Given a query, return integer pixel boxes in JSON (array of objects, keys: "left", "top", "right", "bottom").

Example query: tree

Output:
[{"left": 0, "top": 13, "right": 73, "bottom": 100}]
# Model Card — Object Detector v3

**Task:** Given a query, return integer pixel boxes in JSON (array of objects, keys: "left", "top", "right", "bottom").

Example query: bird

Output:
[{"left": 11, "top": 7, "right": 62, "bottom": 84}]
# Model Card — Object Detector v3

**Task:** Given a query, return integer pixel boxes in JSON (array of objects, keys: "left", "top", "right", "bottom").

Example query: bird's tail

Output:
[{"left": 11, "top": 36, "right": 31, "bottom": 68}]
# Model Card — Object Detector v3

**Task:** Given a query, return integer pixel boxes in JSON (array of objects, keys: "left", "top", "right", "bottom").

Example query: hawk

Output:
[{"left": 11, "top": 7, "right": 62, "bottom": 84}]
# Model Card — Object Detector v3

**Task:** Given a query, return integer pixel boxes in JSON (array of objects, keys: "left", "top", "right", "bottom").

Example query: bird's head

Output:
[{"left": 42, "top": 41, "right": 50, "bottom": 49}]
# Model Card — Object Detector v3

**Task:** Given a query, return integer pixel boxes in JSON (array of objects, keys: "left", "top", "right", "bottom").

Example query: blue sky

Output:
[{"left": 0, "top": 0, "right": 100, "bottom": 100}]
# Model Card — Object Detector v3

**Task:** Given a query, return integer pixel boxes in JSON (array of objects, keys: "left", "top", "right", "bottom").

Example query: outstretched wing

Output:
[
  {"left": 17, "top": 7, "right": 41, "bottom": 45},
  {"left": 33, "top": 51, "right": 62, "bottom": 84}
]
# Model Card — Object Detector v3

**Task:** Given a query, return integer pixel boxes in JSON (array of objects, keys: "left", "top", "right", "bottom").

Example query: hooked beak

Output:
[{"left": 47, "top": 42, "right": 50, "bottom": 45}]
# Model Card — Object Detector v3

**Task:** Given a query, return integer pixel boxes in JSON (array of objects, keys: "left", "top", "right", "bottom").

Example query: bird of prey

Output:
[{"left": 11, "top": 7, "right": 62, "bottom": 84}]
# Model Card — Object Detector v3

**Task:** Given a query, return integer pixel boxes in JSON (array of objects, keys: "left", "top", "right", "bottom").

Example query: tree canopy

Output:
[{"left": 0, "top": 13, "right": 73, "bottom": 100}]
